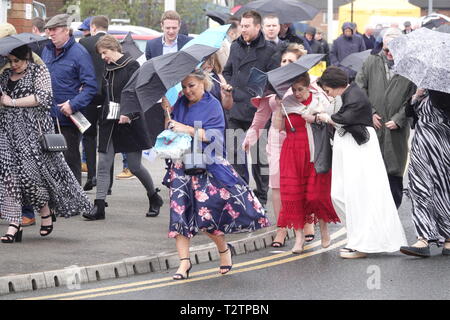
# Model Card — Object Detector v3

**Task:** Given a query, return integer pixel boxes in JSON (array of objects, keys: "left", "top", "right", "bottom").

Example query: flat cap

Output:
[
  {"left": 45, "top": 14, "right": 71, "bottom": 29},
  {"left": 404, "top": 21, "right": 411, "bottom": 27}
]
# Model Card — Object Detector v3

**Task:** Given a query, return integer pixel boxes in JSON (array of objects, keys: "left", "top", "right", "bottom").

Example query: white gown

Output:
[{"left": 331, "top": 127, "right": 407, "bottom": 253}]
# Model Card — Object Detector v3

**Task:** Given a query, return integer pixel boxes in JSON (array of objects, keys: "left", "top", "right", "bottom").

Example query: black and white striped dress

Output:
[
  {"left": 0, "top": 63, "right": 92, "bottom": 225},
  {"left": 408, "top": 96, "right": 450, "bottom": 242}
]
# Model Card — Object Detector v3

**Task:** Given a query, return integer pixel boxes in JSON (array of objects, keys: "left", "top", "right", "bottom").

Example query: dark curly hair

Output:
[{"left": 9, "top": 45, "right": 33, "bottom": 62}]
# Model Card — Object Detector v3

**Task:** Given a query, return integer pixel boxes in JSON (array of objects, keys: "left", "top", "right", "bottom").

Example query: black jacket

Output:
[
  {"left": 223, "top": 31, "right": 279, "bottom": 122},
  {"left": 79, "top": 32, "right": 107, "bottom": 103},
  {"left": 98, "top": 54, "right": 151, "bottom": 153}
]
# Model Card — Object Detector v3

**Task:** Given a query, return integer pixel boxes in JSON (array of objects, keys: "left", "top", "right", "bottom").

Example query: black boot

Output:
[
  {"left": 83, "top": 177, "right": 97, "bottom": 191},
  {"left": 83, "top": 199, "right": 106, "bottom": 220},
  {"left": 146, "top": 188, "right": 164, "bottom": 217}
]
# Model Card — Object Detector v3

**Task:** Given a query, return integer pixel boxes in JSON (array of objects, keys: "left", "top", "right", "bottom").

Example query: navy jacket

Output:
[
  {"left": 42, "top": 36, "right": 97, "bottom": 126},
  {"left": 145, "top": 34, "right": 193, "bottom": 60}
]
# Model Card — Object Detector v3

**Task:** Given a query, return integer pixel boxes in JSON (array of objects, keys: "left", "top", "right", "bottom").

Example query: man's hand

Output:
[
  {"left": 373, "top": 114, "right": 382, "bottom": 129},
  {"left": 58, "top": 100, "right": 73, "bottom": 117},
  {"left": 118, "top": 115, "right": 131, "bottom": 124},
  {"left": 385, "top": 121, "right": 399, "bottom": 130}
]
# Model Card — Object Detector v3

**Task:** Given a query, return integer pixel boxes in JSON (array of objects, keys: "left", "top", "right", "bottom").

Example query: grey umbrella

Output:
[
  {"left": 436, "top": 23, "right": 450, "bottom": 34},
  {"left": 268, "top": 53, "right": 325, "bottom": 97},
  {"left": 120, "top": 32, "right": 144, "bottom": 60},
  {"left": 0, "top": 33, "right": 48, "bottom": 56},
  {"left": 389, "top": 27, "right": 450, "bottom": 94},
  {"left": 205, "top": 10, "right": 231, "bottom": 25},
  {"left": 123, "top": 43, "right": 218, "bottom": 113},
  {"left": 234, "top": 0, "right": 319, "bottom": 24},
  {"left": 339, "top": 49, "right": 372, "bottom": 73}
]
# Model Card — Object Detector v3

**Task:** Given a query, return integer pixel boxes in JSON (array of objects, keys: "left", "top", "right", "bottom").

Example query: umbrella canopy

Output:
[
  {"left": 389, "top": 27, "right": 450, "bottom": 94},
  {"left": 205, "top": 10, "right": 232, "bottom": 25},
  {"left": 268, "top": 54, "right": 325, "bottom": 97},
  {"left": 436, "top": 23, "right": 450, "bottom": 34},
  {"left": 340, "top": 49, "right": 372, "bottom": 73},
  {"left": 421, "top": 13, "right": 450, "bottom": 29},
  {"left": 0, "top": 33, "right": 48, "bottom": 56},
  {"left": 120, "top": 32, "right": 144, "bottom": 60},
  {"left": 247, "top": 67, "right": 268, "bottom": 97},
  {"left": 234, "top": 0, "right": 319, "bottom": 24},
  {"left": 132, "top": 44, "right": 219, "bottom": 112}
]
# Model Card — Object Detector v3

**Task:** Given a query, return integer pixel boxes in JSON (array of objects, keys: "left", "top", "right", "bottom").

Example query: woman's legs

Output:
[
  {"left": 96, "top": 143, "right": 116, "bottom": 200},
  {"left": 126, "top": 151, "right": 155, "bottom": 195},
  {"left": 205, "top": 232, "right": 232, "bottom": 274},
  {"left": 174, "top": 235, "right": 192, "bottom": 277},
  {"left": 319, "top": 219, "right": 331, "bottom": 248},
  {"left": 292, "top": 228, "right": 305, "bottom": 254},
  {"left": 271, "top": 188, "right": 287, "bottom": 246}
]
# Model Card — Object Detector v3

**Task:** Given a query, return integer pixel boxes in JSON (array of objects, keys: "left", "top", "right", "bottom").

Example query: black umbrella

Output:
[
  {"left": 120, "top": 32, "right": 144, "bottom": 60},
  {"left": 133, "top": 44, "right": 219, "bottom": 112},
  {"left": 234, "top": 0, "right": 319, "bottom": 24},
  {"left": 339, "top": 49, "right": 372, "bottom": 73},
  {"left": 205, "top": 10, "right": 232, "bottom": 25},
  {"left": 267, "top": 53, "right": 325, "bottom": 97},
  {"left": 0, "top": 33, "right": 48, "bottom": 56}
]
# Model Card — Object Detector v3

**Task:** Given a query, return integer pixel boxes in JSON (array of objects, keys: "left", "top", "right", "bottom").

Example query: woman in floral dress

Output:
[{"left": 161, "top": 69, "right": 269, "bottom": 280}]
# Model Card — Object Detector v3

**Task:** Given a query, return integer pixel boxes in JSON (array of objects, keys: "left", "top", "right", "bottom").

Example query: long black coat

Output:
[
  {"left": 223, "top": 31, "right": 279, "bottom": 123},
  {"left": 98, "top": 54, "right": 151, "bottom": 153}
]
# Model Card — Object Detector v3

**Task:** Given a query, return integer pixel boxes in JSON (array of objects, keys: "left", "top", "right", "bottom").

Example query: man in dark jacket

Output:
[
  {"left": 330, "top": 22, "right": 366, "bottom": 80},
  {"left": 304, "top": 26, "right": 324, "bottom": 54},
  {"left": 145, "top": 10, "right": 192, "bottom": 60},
  {"left": 315, "top": 30, "right": 330, "bottom": 66},
  {"left": 279, "top": 23, "right": 312, "bottom": 53},
  {"left": 362, "top": 25, "right": 376, "bottom": 50},
  {"left": 42, "top": 14, "right": 97, "bottom": 184},
  {"left": 79, "top": 15, "right": 109, "bottom": 191},
  {"left": 223, "top": 10, "right": 280, "bottom": 206}
]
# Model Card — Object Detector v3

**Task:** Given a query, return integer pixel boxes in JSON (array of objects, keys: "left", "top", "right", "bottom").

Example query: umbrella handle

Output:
[{"left": 280, "top": 103, "right": 296, "bottom": 133}]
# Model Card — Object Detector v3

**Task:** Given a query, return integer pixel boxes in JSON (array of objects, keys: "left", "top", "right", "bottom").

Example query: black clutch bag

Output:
[
  {"left": 183, "top": 126, "right": 207, "bottom": 176},
  {"left": 38, "top": 117, "right": 67, "bottom": 152}
]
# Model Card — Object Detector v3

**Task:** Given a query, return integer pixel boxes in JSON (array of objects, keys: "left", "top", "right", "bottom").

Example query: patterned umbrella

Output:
[{"left": 389, "top": 27, "right": 450, "bottom": 94}]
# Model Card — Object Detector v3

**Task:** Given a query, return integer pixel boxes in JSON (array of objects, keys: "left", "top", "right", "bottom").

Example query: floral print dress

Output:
[{"left": 165, "top": 92, "right": 269, "bottom": 238}]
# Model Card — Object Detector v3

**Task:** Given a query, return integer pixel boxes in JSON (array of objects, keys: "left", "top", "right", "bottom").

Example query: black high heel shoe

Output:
[
  {"left": 1, "top": 224, "right": 23, "bottom": 243},
  {"left": 40, "top": 213, "right": 55, "bottom": 237},
  {"left": 173, "top": 258, "right": 192, "bottom": 280},
  {"left": 219, "top": 243, "right": 235, "bottom": 275}
]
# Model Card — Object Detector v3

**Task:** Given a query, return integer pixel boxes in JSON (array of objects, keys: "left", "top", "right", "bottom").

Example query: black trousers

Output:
[
  {"left": 82, "top": 104, "right": 101, "bottom": 181},
  {"left": 388, "top": 174, "right": 404, "bottom": 209},
  {"left": 226, "top": 118, "right": 269, "bottom": 205},
  {"left": 60, "top": 125, "right": 82, "bottom": 185}
]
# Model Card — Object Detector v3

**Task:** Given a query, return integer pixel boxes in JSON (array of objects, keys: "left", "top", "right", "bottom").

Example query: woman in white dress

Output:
[{"left": 315, "top": 66, "right": 407, "bottom": 258}]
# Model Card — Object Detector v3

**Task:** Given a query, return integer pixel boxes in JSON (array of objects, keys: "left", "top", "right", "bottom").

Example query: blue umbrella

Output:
[{"left": 164, "top": 24, "right": 231, "bottom": 105}]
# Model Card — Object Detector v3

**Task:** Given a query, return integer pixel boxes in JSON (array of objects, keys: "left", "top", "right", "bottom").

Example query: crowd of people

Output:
[{"left": 0, "top": 8, "right": 448, "bottom": 281}]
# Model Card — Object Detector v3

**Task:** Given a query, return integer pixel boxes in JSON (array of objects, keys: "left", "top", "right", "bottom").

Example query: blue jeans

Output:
[
  {"left": 21, "top": 205, "right": 35, "bottom": 219},
  {"left": 122, "top": 153, "right": 128, "bottom": 169}
]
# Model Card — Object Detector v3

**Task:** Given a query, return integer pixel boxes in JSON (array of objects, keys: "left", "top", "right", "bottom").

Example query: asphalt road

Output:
[{"left": 4, "top": 196, "right": 450, "bottom": 302}]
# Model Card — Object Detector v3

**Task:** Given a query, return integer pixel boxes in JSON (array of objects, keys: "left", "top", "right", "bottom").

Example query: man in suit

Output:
[
  {"left": 79, "top": 15, "right": 108, "bottom": 191},
  {"left": 145, "top": 10, "right": 192, "bottom": 60}
]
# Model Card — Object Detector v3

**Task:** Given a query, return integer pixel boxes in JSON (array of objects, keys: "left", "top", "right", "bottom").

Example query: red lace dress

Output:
[{"left": 277, "top": 94, "right": 340, "bottom": 229}]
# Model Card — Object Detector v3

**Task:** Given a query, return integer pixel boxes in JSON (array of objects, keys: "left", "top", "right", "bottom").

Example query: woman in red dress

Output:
[{"left": 274, "top": 72, "right": 340, "bottom": 254}]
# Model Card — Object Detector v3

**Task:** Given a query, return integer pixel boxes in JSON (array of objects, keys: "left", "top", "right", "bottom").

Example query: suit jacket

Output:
[
  {"left": 145, "top": 34, "right": 193, "bottom": 60},
  {"left": 79, "top": 32, "right": 107, "bottom": 103}
]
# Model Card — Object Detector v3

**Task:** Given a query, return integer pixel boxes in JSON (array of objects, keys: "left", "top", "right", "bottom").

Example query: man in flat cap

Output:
[
  {"left": 41, "top": 14, "right": 97, "bottom": 184},
  {"left": 403, "top": 21, "right": 413, "bottom": 34}
]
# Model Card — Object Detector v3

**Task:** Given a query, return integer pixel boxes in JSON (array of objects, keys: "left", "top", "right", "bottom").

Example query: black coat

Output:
[
  {"left": 79, "top": 32, "right": 107, "bottom": 102},
  {"left": 223, "top": 31, "right": 279, "bottom": 122},
  {"left": 98, "top": 54, "right": 151, "bottom": 153}
]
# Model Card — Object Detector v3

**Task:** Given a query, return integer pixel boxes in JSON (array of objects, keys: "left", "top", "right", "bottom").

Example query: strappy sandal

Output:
[
  {"left": 1, "top": 224, "right": 23, "bottom": 243},
  {"left": 219, "top": 243, "right": 235, "bottom": 275},
  {"left": 173, "top": 258, "right": 192, "bottom": 280},
  {"left": 305, "top": 234, "right": 315, "bottom": 242},
  {"left": 40, "top": 213, "right": 56, "bottom": 237}
]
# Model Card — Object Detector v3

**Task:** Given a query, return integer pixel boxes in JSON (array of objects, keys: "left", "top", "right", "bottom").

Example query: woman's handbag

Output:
[
  {"left": 183, "top": 127, "right": 207, "bottom": 176},
  {"left": 38, "top": 117, "right": 68, "bottom": 152},
  {"left": 153, "top": 129, "right": 192, "bottom": 159},
  {"left": 311, "top": 122, "right": 332, "bottom": 174}
]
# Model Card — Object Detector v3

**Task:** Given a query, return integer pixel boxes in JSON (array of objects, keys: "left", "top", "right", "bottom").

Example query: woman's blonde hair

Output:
[
  {"left": 281, "top": 43, "right": 307, "bottom": 60},
  {"left": 96, "top": 34, "right": 122, "bottom": 54},
  {"left": 185, "top": 69, "right": 213, "bottom": 92},
  {"left": 204, "top": 53, "right": 223, "bottom": 75}
]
